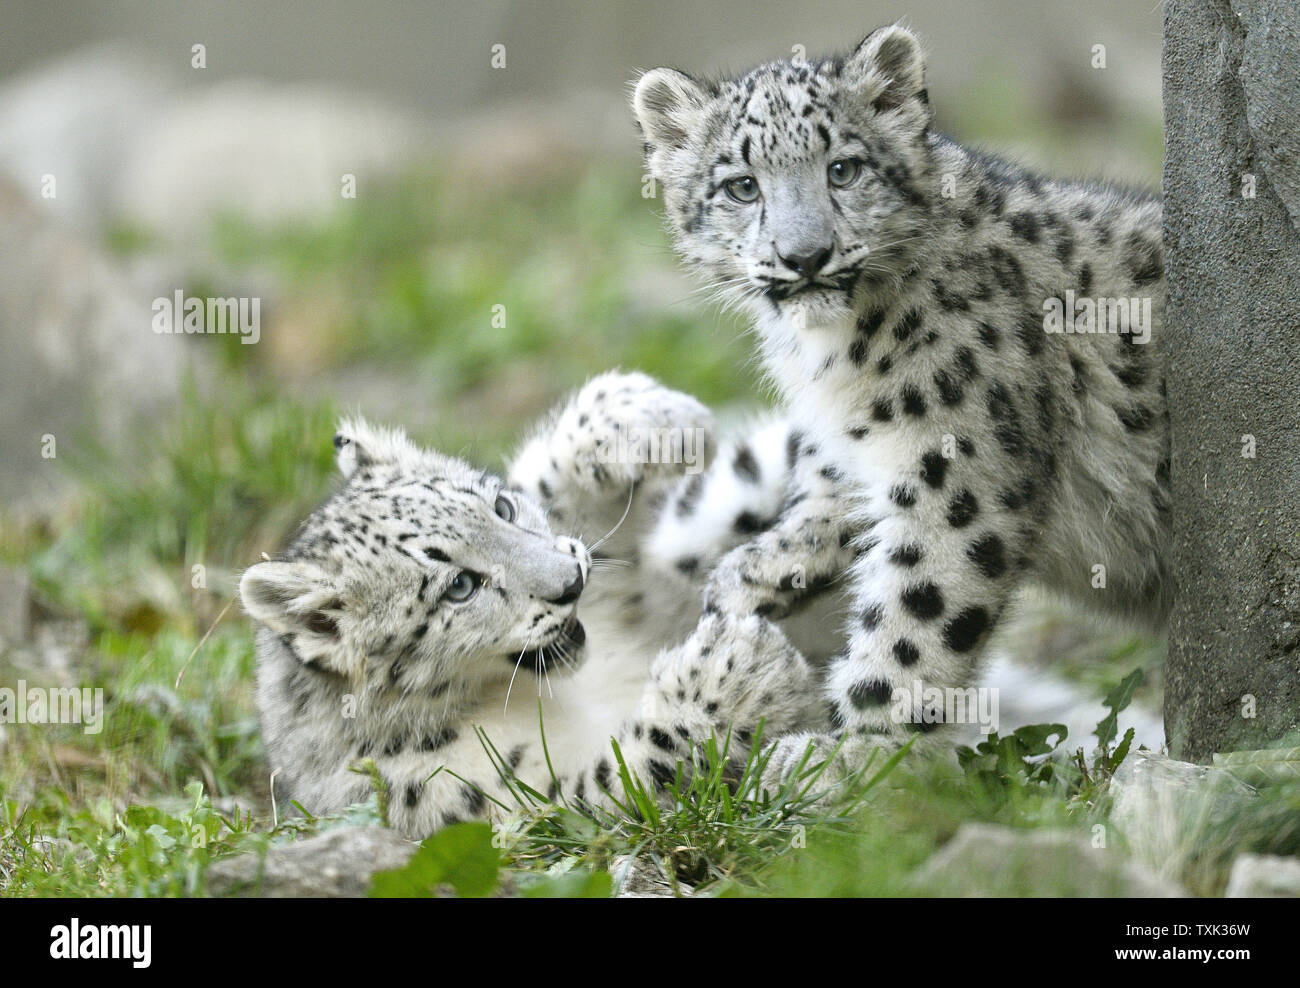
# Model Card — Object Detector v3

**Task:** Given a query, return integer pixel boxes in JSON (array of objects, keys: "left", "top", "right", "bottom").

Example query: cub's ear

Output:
[
  {"left": 632, "top": 67, "right": 709, "bottom": 150},
  {"left": 240, "top": 560, "right": 343, "bottom": 641},
  {"left": 333, "top": 416, "right": 417, "bottom": 478},
  {"left": 843, "top": 24, "right": 928, "bottom": 114}
]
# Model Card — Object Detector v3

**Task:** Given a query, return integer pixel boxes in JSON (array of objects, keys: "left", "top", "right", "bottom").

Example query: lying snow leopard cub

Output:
[
  {"left": 240, "top": 372, "right": 834, "bottom": 837},
  {"left": 633, "top": 24, "right": 1168, "bottom": 743}
]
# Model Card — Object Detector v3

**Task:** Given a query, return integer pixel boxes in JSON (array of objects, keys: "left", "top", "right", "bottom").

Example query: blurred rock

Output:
[
  {"left": 909, "top": 822, "right": 1184, "bottom": 897},
  {"left": 115, "top": 79, "right": 433, "bottom": 245},
  {"left": 0, "top": 175, "right": 197, "bottom": 508},
  {"left": 0, "top": 44, "right": 179, "bottom": 231},
  {"left": 1109, "top": 751, "right": 1256, "bottom": 882},
  {"left": 1224, "top": 852, "right": 1300, "bottom": 897},
  {"left": 205, "top": 825, "right": 416, "bottom": 898}
]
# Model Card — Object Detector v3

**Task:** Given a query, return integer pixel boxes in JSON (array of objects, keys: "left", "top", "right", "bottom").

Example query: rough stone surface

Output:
[
  {"left": 1110, "top": 751, "right": 1255, "bottom": 882},
  {"left": 1163, "top": 0, "right": 1300, "bottom": 760},
  {"left": 1224, "top": 852, "right": 1300, "bottom": 896},
  {"left": 908, "top": 822, "right": 1184, "bottom": 897},
  {"left": 205, "top": 826, "right": 416, "bottom": 898}
]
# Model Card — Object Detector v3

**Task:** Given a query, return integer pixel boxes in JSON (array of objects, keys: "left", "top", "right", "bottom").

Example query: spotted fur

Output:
[
  {"left": 633, "top": 25, "right": 1169, "bottom": 743},
  {"left": 241, "top": 372, "right": 824, "bottom": 837}
]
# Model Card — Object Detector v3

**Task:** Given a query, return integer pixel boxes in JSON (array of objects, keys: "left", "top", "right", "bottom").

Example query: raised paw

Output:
[{"left": 554, "top": 371, "right": 716, "bottom": 495}]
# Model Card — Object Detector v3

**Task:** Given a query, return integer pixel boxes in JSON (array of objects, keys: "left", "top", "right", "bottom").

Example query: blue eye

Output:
[
  {"left": 724, "top": 176, "right": 761, "bottom": 203},
  {"left": 446, "top": 571, "right": 480, "bottom": 603},
  {"left": 828, "top": 158, "right": 862, "bottom": 188}
]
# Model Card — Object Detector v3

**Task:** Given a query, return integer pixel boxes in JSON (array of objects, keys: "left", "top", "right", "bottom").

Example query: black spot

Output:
[
  {"left": 733, "top": 511, "right": 768, "bottom": 535},
  {"left": 1009, "top": 212, "right": 1040, "bottom": 242},
  {"left": 947, "top": 489, "right": 979, "bottom": 528},
  {"left": 890, "top": 483, "right": 917, "bottom": 508},
  {"left": 849, "top": 679, "right": 894, "bottom": 708},
  {"left": 871, "top": 398, "right": 894, "bottom": 422},
  {"left": 901, "top": 384, "right": 927, "bottom": 417},
  {"left": 649, "top": 760, "right": 677, "bottom": 788},
  {"left": 1069, "top": 354, "right": 1087, "bottom": 393},
  {"left": 675, "top": 556, "right": 700, "bottom": 575},
  {"left": 424, "top": 546, "right": 450, "bottom": 562},
  {"left": 675, "top": 474, "right": 705, "bottom": 517},
  {"left": 933, "top": 369, "right": 964, "bottom": 406},
  {"left": 900, "top": 582, "right": 944, "bottom": 620},
  {"left": 1115, "top": 363, "right": 1148, "bottom": 388},
  {"left": 999, "top": 477, "right": 1036, "bottom": 511},
  {"left": 943, "top": 607, "right": 991, "bottom": 653},
  {"left": 958, "top": 436, "right": 976, "bottom": 457},
  {"left": 920, "top": 450, "right": 948, "bottom": 489},
  {"left": 1078, "top": 262, "right": 1094, "bottom": 295},
  {"left": 893, "top": 308, "right": 923, "bottom": 342},
  {"left": 463, "top": 785, "right": 487, "bottom": 816},
  {"left": 977, "top": 323, "right": 1001, "bottom": 349},
  {"left": 856, "top": 307, "right": 887, "bottom": 337},
  {"left": 419, "top": 727, "right": 459, "bottom": 752},
  {"left": 967, "top": 533, "right": 1007, "bottom": 578},
  {"left": 1118, "top": 405, "right": 1153, "bottom": 432},
  {"left": 876, "top": 354, "right": 893, "bottom": 375},
  {"left": 892, "top": 638, "right": 921, "bottom": 666},
  {"left": 1016, "top": 309, "right": 1045, "bottom": 357},
  {"left": 847, "top": 425, "right": 871, "bottom": 440},
  {"left": 786, "top": 430, "right": 803, "bottom": 469},
  {"left": 889, "top": 543, "right": 923, "bottom": 567},
  {"left": 649, "top": 727, "right": 677, "bottom": 753},
  {"left": 405, "top": 784, "right": 422, "bottom": 808},
  {"left": 861, "top": 603, "right": 883, "bottom": 630},
  {"left": 732, "top": 445, "right": 761, "bottom": 483}
]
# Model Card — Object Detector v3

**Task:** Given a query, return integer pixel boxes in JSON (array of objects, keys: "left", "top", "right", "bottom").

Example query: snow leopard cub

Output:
[
  {"left": 633, "top": 25, "right": 1168, "bottom": 742},
  {"left": 241, "top": 372, "right": 834, "bottom": 838}
]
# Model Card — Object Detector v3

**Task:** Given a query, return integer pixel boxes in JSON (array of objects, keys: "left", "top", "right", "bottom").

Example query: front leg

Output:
[
  {"left": 828, "top": 419, "right": 1039, "bottom": 743},
  {"left": 703, "top": 428, "right": 861, "bottom": 620}
]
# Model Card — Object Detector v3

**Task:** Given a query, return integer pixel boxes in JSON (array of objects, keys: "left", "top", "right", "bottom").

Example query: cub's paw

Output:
[
  {"left": 556, "top": 371, "right": 715, "bottom": 494},
  {"left": 654, "top": 612, "right": 815, "bottom": 734},
  {"left": 702, "top": 543, "right": 792, "bottom": 619}
]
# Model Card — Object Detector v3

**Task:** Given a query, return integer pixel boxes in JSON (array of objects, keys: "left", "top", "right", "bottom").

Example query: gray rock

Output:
[
  {"left": 1224, "top": 852, "right": 1300, "bottom": 897},
  {"left": 205, "top": 825, "right": 416, "bottom": 898},
  {"left": 1110, "top": 751, "right": 1255, "bottom": 883},
  {"left": 909, "top": 822, "right": 1184, "bottom": 897},
  {"left": 1164, "top": 0, "right": 1300, "bottom": 759}
]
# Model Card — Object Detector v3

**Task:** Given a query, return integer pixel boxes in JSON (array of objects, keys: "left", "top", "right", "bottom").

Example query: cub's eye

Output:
[
  {"left": 724, "top": 176, "right": 760, "bottom": 204},
  {"left": 494, "top": 493, "right": 516, "bottom": 523},
  {"left": 828, "top": 158, "right": 862, "bottom": 188},
  {"left": 445, "top": 571, "right": 481, "bottom": 604}
]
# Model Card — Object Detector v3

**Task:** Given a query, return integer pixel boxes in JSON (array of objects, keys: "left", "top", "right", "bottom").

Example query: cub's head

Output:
[
  {"left": 632, "top": 24, "right": 936, "bottom": 325},
  {"left": 240, "top": 418, "right": 590, "bottom": 697}
]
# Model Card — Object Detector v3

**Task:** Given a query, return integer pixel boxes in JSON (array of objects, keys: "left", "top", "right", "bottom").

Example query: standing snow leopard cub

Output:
[
  {"left": 240, "top": 372, "right": 839, "bottom": 838},
  {"left": 632, "top": 24, "right": 1168, "bottom": 742}
]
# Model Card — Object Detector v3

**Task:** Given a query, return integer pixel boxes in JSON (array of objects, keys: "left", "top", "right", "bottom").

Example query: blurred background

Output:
[{"left": 0, "top": 1, "right": 1167, "bottom": 894}]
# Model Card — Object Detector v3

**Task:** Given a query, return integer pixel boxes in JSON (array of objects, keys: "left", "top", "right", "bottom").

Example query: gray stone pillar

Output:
[{"left": 1163, "top": 0, "right": 1300, "bottom": 760}]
